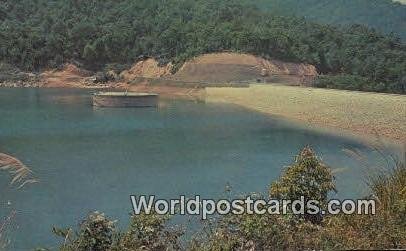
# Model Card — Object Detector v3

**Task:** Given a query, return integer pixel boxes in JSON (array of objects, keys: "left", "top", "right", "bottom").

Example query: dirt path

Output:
[{"left": 206, "top": 84, "right": 406, "bottom": 142}]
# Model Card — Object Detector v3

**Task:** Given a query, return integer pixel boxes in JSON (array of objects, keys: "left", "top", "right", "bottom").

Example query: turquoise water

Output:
[{"left": 0, "top": 88, "right": 392, "bottom": 250}]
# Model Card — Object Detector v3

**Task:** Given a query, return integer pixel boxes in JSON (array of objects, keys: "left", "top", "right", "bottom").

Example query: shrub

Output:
[
  {"left": 315, "top": 74, "right": 365, "bottom": 90},
  {"left": 114, "top": 212, "right": 183, "bottom": 251},
  {"left": 269, "top": 146, "right": 336, "bottom": 223},
  {"left": 52, "top": 211, "right": 116, "bottom": 251},
  {"left": 49, "top": 211, "right": 183, "bottom": 251}
]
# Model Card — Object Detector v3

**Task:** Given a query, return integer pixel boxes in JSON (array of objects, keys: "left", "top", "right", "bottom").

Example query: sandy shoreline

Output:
[{"left": 206, "top": 84, "right": 406, "bottom": 144}]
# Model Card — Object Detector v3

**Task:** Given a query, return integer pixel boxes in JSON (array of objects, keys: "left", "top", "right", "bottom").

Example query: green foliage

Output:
[
  {"left": 190, "top": 213, "right": 340, "bottom": 250},
  {"left": 315, "top": 74, "right": 378, "bottom": 92},
  {"left": 52, "top": 211, "right": 116, "bottom": 251},
  {"left": 254, "top": 0, "right": 406, "bottom": 40},
  {"left": 194, "top": 206, "right": 406, "bottom": 250},
  {"left": 51, "top": 211, "right": 183, "bottom": 251},
  {"left": 191, "top": 147, "right": 337, "bottom": 250},
  {"left": 315, "top": 72, "right": 406, "bottom": 94},
  {"left": 317, "top": 156, "right": 406, "bottom": 250},
  {"left": 0, "top": 62, "right": 29, "bottom": 82},
  {"left": 368, "top": 155, "right": 406, "bottom": 224},
  {"left": 269, "top": 147, "right": 336, "bottom": 211},
  {"left": 114, "top": 212, "right": 183, "bottom": 251},
  {"left": 0, "top": 0, "right": 405, "bottom": 93}
]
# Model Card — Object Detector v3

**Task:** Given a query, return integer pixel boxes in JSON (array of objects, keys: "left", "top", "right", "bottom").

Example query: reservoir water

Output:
[{"left": 0, "top": 88, "right": 396, "bottom": 250}]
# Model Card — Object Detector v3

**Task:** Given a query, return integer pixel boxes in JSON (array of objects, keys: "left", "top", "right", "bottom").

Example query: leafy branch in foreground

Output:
[{"left": 0, "top": 153, "right": 38, "bottom": 189}]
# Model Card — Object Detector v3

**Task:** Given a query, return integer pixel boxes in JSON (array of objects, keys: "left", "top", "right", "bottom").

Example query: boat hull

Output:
[{"left": 93, "top": 92, "right": 158, "bottom": 107}]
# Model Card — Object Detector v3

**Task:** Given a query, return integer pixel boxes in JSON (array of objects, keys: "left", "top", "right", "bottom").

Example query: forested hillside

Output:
[
  {"left": 255, "top": 0, "right": 406, "bottom": 40},
  {"left": 0, "top": 0, "right": 405, "bottom": 93}
]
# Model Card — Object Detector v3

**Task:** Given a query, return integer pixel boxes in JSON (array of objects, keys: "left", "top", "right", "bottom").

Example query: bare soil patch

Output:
[
  {"left": 120, "top": 53, "right": 317, "bottom": 85},
  {"left": 120, "top": 59, "right": 173, "bottom": 80},
  {"left": 171, "top": 52, "right": 317, "bottom": 84},
  {"left": 40, "top": 64, "right": 93, "bottom": 88}
]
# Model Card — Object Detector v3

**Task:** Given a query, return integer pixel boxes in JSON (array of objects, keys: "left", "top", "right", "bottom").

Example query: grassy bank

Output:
[{"left": 206, "top": 84, "right": 406, "bottom": 142}]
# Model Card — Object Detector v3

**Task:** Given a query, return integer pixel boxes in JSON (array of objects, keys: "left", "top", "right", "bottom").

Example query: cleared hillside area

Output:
[
  {"left": 122, "top": 53, "right": 317, "bottom": 85},
  {"left": 40, "top": 64, "right": 92, "bottom": 88},
  {"left": 206, "top": 84, "right": 406, "bottom": 142},
  {"left": 171, "top": 53, "right": 317, "bottom": 84}
]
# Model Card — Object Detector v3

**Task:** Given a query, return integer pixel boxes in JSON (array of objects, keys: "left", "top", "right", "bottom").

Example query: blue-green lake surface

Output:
[{"left": 0, "top": 88, "right": 395, "bottom": 250}]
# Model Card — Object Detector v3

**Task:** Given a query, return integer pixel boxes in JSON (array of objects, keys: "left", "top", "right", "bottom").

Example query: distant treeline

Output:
[
  {"left": 255, "top": 0, "right": 406, "bottom": 40},
  {"left": 0, "top": 0, "right": 405, "bottom": 93}
]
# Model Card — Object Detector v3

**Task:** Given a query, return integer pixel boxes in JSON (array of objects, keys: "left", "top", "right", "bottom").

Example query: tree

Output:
[
  {"left": 269, "top": 146, "right": 336, "bottom": 223},
  {"left": 52, "top": 212, "right": 115, "bottom": 251}
]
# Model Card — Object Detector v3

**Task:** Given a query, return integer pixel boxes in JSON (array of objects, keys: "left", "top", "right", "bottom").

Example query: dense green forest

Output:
[
  {"left": 0, "top": 0, "right": 405, "bottom": 93},
  {"left": 255, "top": 0, "right": 406, "bottom": 40}
]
